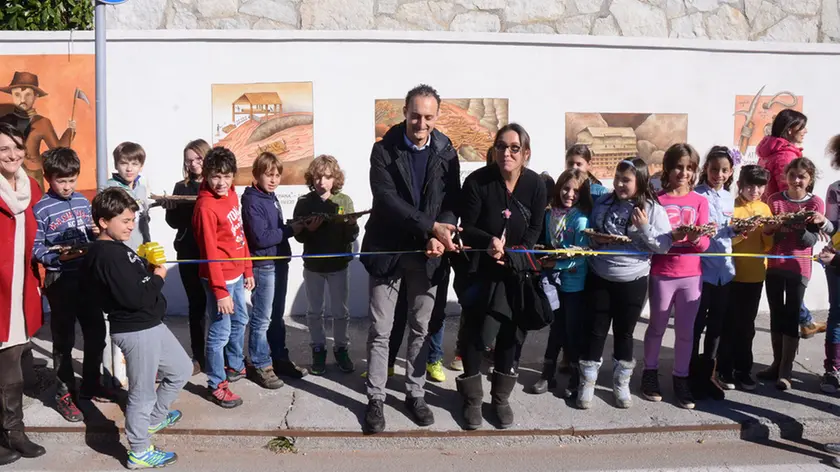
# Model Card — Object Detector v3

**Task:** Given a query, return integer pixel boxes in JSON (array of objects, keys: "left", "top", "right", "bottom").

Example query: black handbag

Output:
[{"left": 505, "top": 245, "right": 554, "bottom": 331}]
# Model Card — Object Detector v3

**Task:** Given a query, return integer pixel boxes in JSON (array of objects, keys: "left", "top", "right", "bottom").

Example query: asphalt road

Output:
[{"left": 6, "top": 436, "right": 840, "bottom": 471}]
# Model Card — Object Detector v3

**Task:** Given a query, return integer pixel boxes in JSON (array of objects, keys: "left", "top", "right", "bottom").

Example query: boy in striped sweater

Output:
[{"left": 32, "top": 148, "right": 115, "bottom": 423}]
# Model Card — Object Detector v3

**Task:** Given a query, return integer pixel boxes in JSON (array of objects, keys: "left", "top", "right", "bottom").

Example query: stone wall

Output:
[{"left": 107, "top": 0, "right": 840, "bottom": 42}]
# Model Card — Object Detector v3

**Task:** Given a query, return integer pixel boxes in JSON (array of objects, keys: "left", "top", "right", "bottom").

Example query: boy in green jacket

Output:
[{"left": 293, "top": 155, "right": 360, "bottom": 375}]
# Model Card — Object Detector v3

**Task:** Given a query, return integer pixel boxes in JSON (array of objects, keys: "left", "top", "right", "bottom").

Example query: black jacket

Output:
[
  {"left": 360, "top": 122, "right": 461, "bottom": 279},
  {"left": 165, "top": 179, "right": 201, "bottom": 258},
  {"left": 81, "top": 240, "right": 166, "bottom": 334}
]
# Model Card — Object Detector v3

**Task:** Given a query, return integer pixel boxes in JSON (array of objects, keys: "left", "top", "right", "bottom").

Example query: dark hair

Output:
[
  {"left": 565, "top": 144, "right": 603, "bottom": 186},
  {"left": 493, "top": 123, "right": 531, "bottom": 160},
  {"left": 661, "top": 143, "right": 700, "bottom": 191},
  {"left": 202, "top": 146, "right": 237, "bottom": 177},
  {"left": 540, "top": 171, "right": 556, "bottom": 206},
  {"left": 828, "top": 134, "right": 840, "bottom": 170},
  {"left": 784, "top": 157, "right": 817, "bottom": 193},
  {"left": 404, "top": 84, "right": 441, "bottom": 109},
  {"left": 485, "top": 145, "right": 495, "bottom": 166},
  {"left": 613, "top": 158, "right": 659, "bottom": 208},
  {"left": 737, "top": 164, "right": 769, "bottom": 188},
  {"left": 551, "top": 168, "right": 593, "bottom": 213},
  {"left": 0, "top": 123, "right": 26, "bottom": 162},
  {"left": 92, "top": 187, "right": 140, "bottom": 228},
  {"left": 770, "top": 109, "right": 807, "bottom": 140},
  {"left": 42, "top": 147, "right": 81, "bottom": 179},
  {"left": 698, "top": 145, "right": 734, "bottom": 191},
  {"left": 113, "top": 141, "right": 146, "bottom": 166}
]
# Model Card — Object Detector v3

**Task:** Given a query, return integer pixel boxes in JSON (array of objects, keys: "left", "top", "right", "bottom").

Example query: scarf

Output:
[{"left": 0, "top": 167, "right": 31, "bottom": 215}]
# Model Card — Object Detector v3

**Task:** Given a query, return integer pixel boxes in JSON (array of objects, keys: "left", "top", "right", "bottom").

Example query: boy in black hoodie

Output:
[{"left": 83, "top": 187, "right": 192, "bottom": 469}]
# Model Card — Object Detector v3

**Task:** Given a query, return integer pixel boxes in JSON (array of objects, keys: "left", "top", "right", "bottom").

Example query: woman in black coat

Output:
[{"left": 456, "top": 123, "right": 546, "bottom": 430}]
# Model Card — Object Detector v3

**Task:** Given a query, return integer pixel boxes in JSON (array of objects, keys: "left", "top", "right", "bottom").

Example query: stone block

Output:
[
  {"left": 592, "top": 14, "right": 622, "bottom": 36},
  {"left": 704, "top": 5, "right": 749, "bottom": 40},
  {"left": 395, "top": 1, "right": 458, "bottom": 31},
  {"left": 300, "top": 0, "right": 375, "bottom": 29},
  {"left": 670, "top": 12, "right": 707, "bottom": 38},
  {"left": 507, "top": 23, "right": 557, "bottom": 33},
  {"left": 196, "top": 0, "right": 240, "bottom": 19},
  {"left": 574, "top": 0, "right": 603, "bottom": 14},
  {"left": 450, "top": 11, "right": 501, "bottom": 31},
  {"left": 555, "top": 14, "right": 594, "bottom": 34},
  {"left": 239, "top": 0, "right": 299, "bottom": 25},
  {"left": 758, "top": 15, "right": 819, "bottom": 42},
  {"left": 744, "top": 0, "right": 784, "bottom": 35},
  {"left": 610, "top": 0, "right": 668, "bottom": 37},
  {"left": 504, "top": 0, "right": 566, "bottom": 23},
  {"left": 823, "top": 0, "right": 840, "bottom": 39},
  {"left": 106, "top": 0, "right": 167, "bottom": 29}
]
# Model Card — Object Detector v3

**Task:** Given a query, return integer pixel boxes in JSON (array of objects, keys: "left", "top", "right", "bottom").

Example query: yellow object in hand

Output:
[
  {"left": 832, "top": 232, "right": 840, "bottom": 251},
  {"left": 138, "top": 242, "right": 167, "bottom": 266}
]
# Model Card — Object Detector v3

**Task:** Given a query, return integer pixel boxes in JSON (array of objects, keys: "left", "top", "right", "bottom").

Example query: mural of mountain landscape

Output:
[
  {"left": 212, "top": 82, "right": 314, "bottom": 186},
  {"left": 375, "top": 98, "right": 509, "bottom": 162}
]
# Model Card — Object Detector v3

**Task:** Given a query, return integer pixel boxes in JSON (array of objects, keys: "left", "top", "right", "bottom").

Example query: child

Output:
[
  {"left": 565, "top": 144, "right": 608, "bottom": 197},
  {"left": 32, "top": 148, "right": 112, "bottom": 423},
  {"left": 193, "top": 147, "right": 255, "bottom": 407},
  {"left": 164, "top": 139, "right": 210, "bottom": 375},
  {"left": 762, "top": 157, "right": 832, "bottom": 390},
  {"left": 717, "top": 165, "right": 773, "bottom": 391},
  {"left": 293, "top": 155, "right": 359, "bottom": 375},
  {"left": 821, "top": 135, "right": 840, "bottom": 393},
  {"left": 578, "top": 158, "right": 672, "bottom": 410},
  {"left": 82, "top": 187, "right": 191, "bottom": 469},
  {"left": 692, "top": 146, "right": 736, "bottom": 396},
  {"left": 240, "top": 152, "right": 308, "bottom": 388},
  {"left": 643, "top": 143, "right": 710, "bottom": 410},
  {"left": 529, "top": 169, "right": 591, "bottom": 399},
  {"left": 103, "top": 142, "right": 150, "bottom": 251}
]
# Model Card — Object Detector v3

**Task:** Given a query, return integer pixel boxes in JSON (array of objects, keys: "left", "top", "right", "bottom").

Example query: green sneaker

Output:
[
  {"left": 426, "top": 360, "right": 446, "bottom": 382},
  {"left": 127, "top": 446, "right": 177, "bottom": 469},
  {"left": 148, "top": 410, "right": 182, "bottom": 435},
  {"left": 311, "top": 347, "right": 327, "bottom": 375},
  {"left": 334, "top": 347, "right": 356, "bottom": 373}
]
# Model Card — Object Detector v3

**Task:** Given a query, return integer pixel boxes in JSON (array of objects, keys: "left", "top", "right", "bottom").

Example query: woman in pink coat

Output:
[
  {"left": 756, "top": 109, "right": 825, "bottom": 338},
  {"left": 757, "top": 109, "right": 807, "bottom": 201},
  {"left": 0, "top": 123, "right": 45, "bottom": 465}
]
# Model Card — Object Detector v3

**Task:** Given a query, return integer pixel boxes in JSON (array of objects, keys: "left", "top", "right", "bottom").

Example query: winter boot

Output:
[
  {"left": 757, "top": 332, "right": 783, "bottom": 381},
  {"left": 612, "top": 358, "right": 635, "bottom": 409},
  {"left": 564, "top": 363, "right": 581, "bottom": 399},
  {"left": 689, "top": 355, "right": 708, "bottom": 400},
  {"left": 0, "top": 383, "right": 45, "bottom": 458},
  {"left": 577, "top": 359, "right": 601, "bottom": 410},
  {"left": 456, "top": 374, "right": 484, "bottom": 430},
  {"left": 529, "top": 360, "right": 557, "bottom": 395},
  {"left": 776, "top": 335, "right": 800, "bottom": 390},
  {"left": 490, "top": 371, "right": 517, "bottom": 429}
]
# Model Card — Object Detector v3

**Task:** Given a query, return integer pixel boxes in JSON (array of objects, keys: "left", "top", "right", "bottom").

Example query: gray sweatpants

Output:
[
  {"left": 304, "top": 268, "right": 350, "bottom": 349},
  {"left": 366, "top": 255, "right": 438, "bottom": 401},
  {"left": 111, "top": 323, "right": 192, "bottom": 453}
]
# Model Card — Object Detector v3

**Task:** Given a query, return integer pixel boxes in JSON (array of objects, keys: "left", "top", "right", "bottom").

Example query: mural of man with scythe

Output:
[{"left": 0, "top": 71, "right": 89, "bottom": 190}]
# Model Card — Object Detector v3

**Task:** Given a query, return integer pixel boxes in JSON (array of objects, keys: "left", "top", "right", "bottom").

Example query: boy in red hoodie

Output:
[{"left": 192, "top": 147, "right": 254, "bottom": 408}]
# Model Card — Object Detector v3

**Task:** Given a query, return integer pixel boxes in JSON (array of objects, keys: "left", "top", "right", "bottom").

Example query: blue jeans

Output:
[
  {"left": 204, "top": 277, "right": 249, "bottom": 389},
  {"left": 249, "top": 263, "right": 290, "bottom": 368},
  {"left": 800, "top": 302, "right": 814, "bottom": 327},
  {"left": 826, "top": 268, "right": 840, "bottom": 344}
]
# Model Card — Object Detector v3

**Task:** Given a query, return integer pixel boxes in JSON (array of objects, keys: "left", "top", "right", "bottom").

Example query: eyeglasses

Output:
[{"left": 494, "top": 143, "right": 522, "bottom": 154}]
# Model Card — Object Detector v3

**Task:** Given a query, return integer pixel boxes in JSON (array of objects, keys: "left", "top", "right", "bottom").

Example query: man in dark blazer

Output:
[{"left": 360, "top": 84, "right": 460, "bottom": 434}]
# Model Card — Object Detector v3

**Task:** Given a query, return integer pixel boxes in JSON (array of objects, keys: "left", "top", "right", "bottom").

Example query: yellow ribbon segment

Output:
[{"left": 138, "top": 242, "right": 167, "bottom": 266}]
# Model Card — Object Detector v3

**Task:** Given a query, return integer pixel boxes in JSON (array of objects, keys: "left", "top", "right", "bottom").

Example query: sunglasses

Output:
[{"left": 494, "top": 143, "right": 522, "bottom": 154}]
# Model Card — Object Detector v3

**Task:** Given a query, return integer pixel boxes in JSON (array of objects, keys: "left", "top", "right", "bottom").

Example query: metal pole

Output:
[{"left": 94, "top": 1, "right": 107, "bottom": 189}]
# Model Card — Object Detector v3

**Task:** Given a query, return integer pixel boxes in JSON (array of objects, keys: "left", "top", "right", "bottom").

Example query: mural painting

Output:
[
  {"left": 733, "top": 86, "right": 803, "bottom": 166},
  {"left": 565, "top": 112, "right": 689, "bottom": 180},
  {"left": 212, "top": 82, "right": 314, "bottom": 186},
  {"left": 0, "top": 55, "right": 95, "bottom": 195}
]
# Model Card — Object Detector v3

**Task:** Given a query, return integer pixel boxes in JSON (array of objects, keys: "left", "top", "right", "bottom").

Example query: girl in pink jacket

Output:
[{"left": 756, "top": 109, "right": 807, "bottom": 201}]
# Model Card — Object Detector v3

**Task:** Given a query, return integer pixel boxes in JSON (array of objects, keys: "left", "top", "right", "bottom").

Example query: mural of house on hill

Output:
[
  {"left": 375, "top": 98, "right": 509, "bottom": 162},
  {"left": 565, "top": 112, "right": 688, "bottom": 180},
  {"left": 212, "top": 82, "right": 314, "bottom": 186}
]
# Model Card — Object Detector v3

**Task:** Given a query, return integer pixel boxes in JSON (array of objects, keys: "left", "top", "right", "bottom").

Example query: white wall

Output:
[{"left": 4, "top": 30, "right": 840, "bottom": 316}]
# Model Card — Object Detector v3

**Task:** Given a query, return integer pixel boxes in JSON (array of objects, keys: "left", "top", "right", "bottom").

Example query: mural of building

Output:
[
  {"left": 575, "top": 126, "right": 637, "bottom": 172},
  {"left": 232, "top": 92, "right": 282, "bottom": 123}
]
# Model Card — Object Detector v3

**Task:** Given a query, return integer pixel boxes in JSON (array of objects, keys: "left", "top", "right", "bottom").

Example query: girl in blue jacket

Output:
[{"left": 530, "top": 168, "right": 592, "bottom": 399}]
